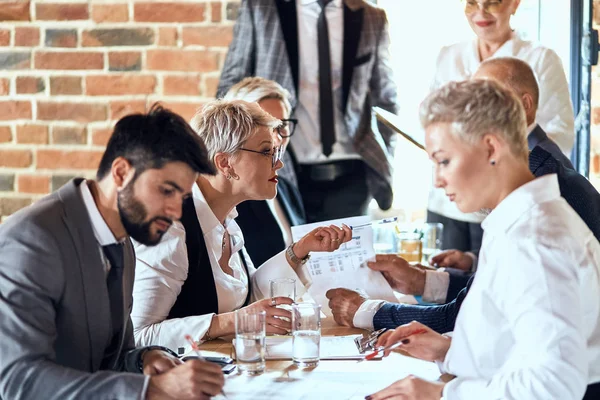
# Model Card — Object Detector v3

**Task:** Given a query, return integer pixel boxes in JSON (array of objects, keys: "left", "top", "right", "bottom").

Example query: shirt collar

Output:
[
  {"left": 191, "top": 183, "right": 239, "bottom": 235},
  {"left": 481, "top": 174, "right": 561, "bottom": 235},
  {"left": 79, "top": 180, "right": 119, "bottom": 246},
  {"left": 300, "top": 0, "right": 343, "bottom": 7}
]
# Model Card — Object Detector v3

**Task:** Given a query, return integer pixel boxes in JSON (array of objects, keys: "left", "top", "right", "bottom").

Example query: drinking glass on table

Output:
[
  {"left": 397, "top": 230, "right": 422, "bottom": 263},
  {"left": 234, "top": 309, "right": 266, "bottom": 375},
  {"left": 421, "top": 222, "right": 443, "bottom": 265},
  {"left": 292, "top": 303, "right": 321, "bottom": 368},
  {"left": 270, "top": 278, "right": 296, "bottom": 303}
]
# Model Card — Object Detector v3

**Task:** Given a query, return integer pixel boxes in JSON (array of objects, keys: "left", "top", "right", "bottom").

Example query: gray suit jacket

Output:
[
  {"left": 0, "top": 179, "right": 148, "bottom": 399},
  {"left": 217, "top": 0, "right": 399, "bottom": 209}
]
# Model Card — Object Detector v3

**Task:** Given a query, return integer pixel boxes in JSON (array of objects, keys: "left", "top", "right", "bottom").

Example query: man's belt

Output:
[{"left": 299, "top": 160, "right": 363, "bottom": 182}]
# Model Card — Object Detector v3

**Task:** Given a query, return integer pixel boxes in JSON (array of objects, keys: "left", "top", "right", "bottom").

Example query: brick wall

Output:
[{"left": 0, "top": 0, "right": 239, "bottom": 219}]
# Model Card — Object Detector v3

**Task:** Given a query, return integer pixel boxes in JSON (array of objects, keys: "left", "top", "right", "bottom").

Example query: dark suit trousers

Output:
[{"left": 426, "top": 210, "right": 483, "bottom": 253}]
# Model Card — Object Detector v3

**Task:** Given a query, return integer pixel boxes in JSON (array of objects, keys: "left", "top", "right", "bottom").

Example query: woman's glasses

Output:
[
  {"left": 462, "top": 0, "right": 505, "bottom": 14},
  {"left": 238, "top": 146, "right": 283, "bottom": 168},
  {"left": 276, "top": 119, "right": 298, "bottom": 138}
]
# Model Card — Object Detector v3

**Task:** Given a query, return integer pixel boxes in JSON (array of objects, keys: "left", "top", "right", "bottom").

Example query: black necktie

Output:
[
  {"left": 317, "top": 0, "right": 336, "bottom": 157},
  {"left": 103, "top": 243, "right": 125, "bottom": 340}
]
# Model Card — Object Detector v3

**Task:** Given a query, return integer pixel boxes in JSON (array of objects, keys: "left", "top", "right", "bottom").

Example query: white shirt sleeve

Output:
[
  {"left": 422, "top": 271, "right": 450, "bottom": 304},
  {"left": 353, "top": 300, "right": 386, "bottom": 330},
  {"left": 131, "top": 222, "right": 214, "bottom": 352},
  {"left": 250, "top": 250, "right": 312, "bottom": 301},
  {"left": 443, "top": 243, "right": 588, "bottom": 400}
]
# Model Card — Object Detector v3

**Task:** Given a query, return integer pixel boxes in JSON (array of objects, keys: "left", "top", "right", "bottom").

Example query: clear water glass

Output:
[
  {"left": 235, "top": 309, "right": 266, "bottom": 375},
  {"left": 269, "top": 278, "right": 296, "bottom": 301},
  {"left": 292, "top": 303, "right": 321, "bottom": 368},
  {"left": 421, "top": 222, "right": 444, "bottom": 265}
]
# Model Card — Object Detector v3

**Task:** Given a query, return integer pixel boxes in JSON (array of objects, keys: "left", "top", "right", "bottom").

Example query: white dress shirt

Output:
[
  {"left": 441, "top": 175, "right": 600, "bottom": 399},
  {"left": 292, "top": 0, "right": 361, "bottom": 163},
  {"left": 132, "top": 183, "right": 310, "bottom": 351},
  {"left": 428, "top": 32, "right": 574, "bottom": 222}
]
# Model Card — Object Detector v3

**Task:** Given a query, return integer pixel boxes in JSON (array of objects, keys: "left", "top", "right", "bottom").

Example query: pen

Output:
[
  {"left": 358, "top": 328, "right": 428, "bottom": 362},
  {"left": 184, "top": 335, "right": 229, "bottom": 399},
  {"left": 350, "top": 216, "right": 398, "bottom": 230}
]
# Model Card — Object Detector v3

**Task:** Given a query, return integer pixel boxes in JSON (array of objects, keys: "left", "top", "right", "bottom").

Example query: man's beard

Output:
[{"left": 117, "top": 182, "right": 172, "bottom": 246}]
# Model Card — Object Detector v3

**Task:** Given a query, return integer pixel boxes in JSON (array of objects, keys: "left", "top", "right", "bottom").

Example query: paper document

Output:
[
  {"left": 291, "top": 216, "right": 397, "bottom": 315},
  {"left": 264, "top": 335, "right": 372, "bottom": 360}
]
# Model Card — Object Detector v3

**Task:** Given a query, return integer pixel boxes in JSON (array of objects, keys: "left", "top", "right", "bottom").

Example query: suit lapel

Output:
[
  {"left": 58, "top": 179, "right": 111, "bottom": 371},
  {"left": 275, "top": 0, "right": 299, "bottom": 95},
  {"left": 342, "top": 3, "right": 364, "bottom": 113}
]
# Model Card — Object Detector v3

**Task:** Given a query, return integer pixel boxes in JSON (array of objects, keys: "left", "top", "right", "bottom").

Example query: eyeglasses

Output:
[
  {"left": 275, "top": 119, "right": 298, "bottom": 138},
  {"left": 462, "top": 0, "right": 505, "bottom": 14},
  {"left": 238, "top": 146, "right": 283, "bottom": 168}
]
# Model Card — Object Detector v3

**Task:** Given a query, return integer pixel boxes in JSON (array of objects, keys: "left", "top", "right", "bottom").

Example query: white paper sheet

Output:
[
  {"left": 263, "top": 335, "right": 366, "bottom": 360},
  {"left": 291, "top": 216, "right": 397, "bottom": 315}
]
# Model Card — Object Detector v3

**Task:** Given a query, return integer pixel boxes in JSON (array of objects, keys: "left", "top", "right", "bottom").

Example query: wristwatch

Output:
[
  {"left": 138, "top": 345, "right": 180, "bottom": 372},
  {"left": 286, "top": 242, "right": 310, "bottom": 266}
]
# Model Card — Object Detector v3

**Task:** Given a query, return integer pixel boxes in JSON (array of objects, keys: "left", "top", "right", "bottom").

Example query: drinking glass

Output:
[
  {"left": 291, "top": 303, "right": 321, "bottom": 368},
  {"left": 269, "top": 278, "right": 296, "bottom": 301},
  {"left": 234, "top": 309, "right": 266, "bottom": 375},
  {"left": 397, "top": 230, "right": 422, "bottom": 263},
  {"left": 421, "top": 222, "right": 444, "bottom": 265}
]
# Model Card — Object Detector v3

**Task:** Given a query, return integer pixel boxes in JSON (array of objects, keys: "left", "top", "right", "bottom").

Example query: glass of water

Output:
[
  {"left": 234, "top": 309, "right": 266, "bottom": 375},
  {"left": 421, "top": 222, "right": 444, "bottom": 265},
  {"left": 291, "top": 303, "right": 321, "bottom": 368},
  {"left": 270, "top": 278, "right": 296, "bottom": 302}
]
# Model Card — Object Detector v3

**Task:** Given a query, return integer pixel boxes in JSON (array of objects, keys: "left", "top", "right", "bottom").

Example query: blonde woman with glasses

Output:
[
  {"left": 366, "top": 79, "right": 600, "bottom": 400},
  {"left": 131, "top": 100, "right": 351, "bottom": 352}
]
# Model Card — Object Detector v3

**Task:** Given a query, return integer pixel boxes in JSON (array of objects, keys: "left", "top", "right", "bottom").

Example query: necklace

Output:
[{"left": 221, "top": 226, "right": 228, "bottom": 251}]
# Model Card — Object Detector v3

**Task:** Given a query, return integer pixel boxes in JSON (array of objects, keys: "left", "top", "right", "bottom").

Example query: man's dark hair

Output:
[{"left": 96, "top": 103, "right": 216, "bottom": 180}]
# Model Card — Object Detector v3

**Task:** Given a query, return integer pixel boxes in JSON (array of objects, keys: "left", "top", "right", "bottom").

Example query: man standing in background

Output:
[{"left": 217, "top": 0, "right": 398, "bottom": 222}]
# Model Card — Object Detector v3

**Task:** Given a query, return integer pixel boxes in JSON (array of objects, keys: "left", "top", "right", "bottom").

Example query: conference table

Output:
[{"left": 200, "top": 318, "right": 443, "bottom": 399}]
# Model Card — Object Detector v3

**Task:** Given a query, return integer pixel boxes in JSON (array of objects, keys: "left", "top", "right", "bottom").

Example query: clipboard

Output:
[{"left": 373, "top": 106, "right": 426, "bottom": 151}]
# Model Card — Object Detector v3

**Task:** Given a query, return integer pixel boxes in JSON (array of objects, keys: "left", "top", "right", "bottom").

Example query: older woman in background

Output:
[
  {"left": 132, "top": 100, "right": 351, "bottom": 352},
  {"left": 366, "top": 80, "right": 600, "bottom": 400},
  {"left": 428, "top": 0, "right": 574, "bottom": 253},
  {"left": 224, "top": 77, "right": 306, "bottom": 267}
]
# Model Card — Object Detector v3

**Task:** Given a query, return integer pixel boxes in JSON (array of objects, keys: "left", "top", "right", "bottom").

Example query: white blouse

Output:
[
  {"left": 441, "top": 175, "right": 600, "bottom": 399},
  {"left": 428, "top": 31, "right": 575, "bottom": 222},
  {"left": 132, "top": 183, "right": 309, "bottom": 351}
]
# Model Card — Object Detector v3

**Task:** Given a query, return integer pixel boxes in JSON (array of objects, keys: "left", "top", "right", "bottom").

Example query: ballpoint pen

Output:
[
  {"left": 350, "top": 216, "right": 398, "bottom": 230},
  {"left": 357, "top": 328, "right": 428, "bottom": 362},
  {"left": 185, "top": 335, "right": 229, "bottom": 399}
]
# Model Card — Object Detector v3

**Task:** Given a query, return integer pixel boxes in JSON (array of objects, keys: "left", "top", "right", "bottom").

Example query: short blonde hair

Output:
[
  {"left": 190, "top": 99, "right": 280, "bottom": 166},
  {"left": 223, "top": 77, "right": 292, "bottom": 116},
  {"left": 420, "top": 79, "right": 528, "bottom": 161}
]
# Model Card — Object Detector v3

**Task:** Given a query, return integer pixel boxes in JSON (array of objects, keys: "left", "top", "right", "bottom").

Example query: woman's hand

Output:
[
  {"left": 293, "top": 224, "right": 353, "bottom": 258},
  {"left": 365, "top": 375, "right": 445, "bottom": 400},
  {"left": 376, "top": 321, "right": 451, "bottom": 363},
  {"left": 242, "top": 297, "right": 294, "bottom": 335}
]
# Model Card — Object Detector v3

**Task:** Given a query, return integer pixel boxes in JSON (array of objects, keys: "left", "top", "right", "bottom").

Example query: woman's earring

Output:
[
  {"left": 490, "top": 160, "right": 496, "bottom": 166},
  {"left": 226, "top": 174, "right": 232, "bottom": 180}
]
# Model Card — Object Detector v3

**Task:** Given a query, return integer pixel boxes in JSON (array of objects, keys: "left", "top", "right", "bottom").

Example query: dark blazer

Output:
[
  {"left": 528, "top": 124, "right": 574, "bottom": 169},
  {"left": 0, "top": 179, "right": 147, "bottom": 399},
  {"left": 216, "top": 0, "right": 399, "bottom": 210},
  {"left": 374, "top": 146, "right": 600, "bottom": 332},
  {"left": 236, "top": 175, "right": 306, "bottom": 267}
]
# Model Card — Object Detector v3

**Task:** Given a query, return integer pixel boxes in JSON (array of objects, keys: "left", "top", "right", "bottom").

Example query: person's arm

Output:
[
  {"left": 369, "top": 8, "right": 399, "bottom": 155},
  {"left": 443, "top": 243, "right": 588, "bottom": 400},
  {"left": 132, "top": 223, "right": 214, "bottom": 351},
  {"left": 0, "top": 223, "right": 147, "bottom": 400},
  {"left": 532, "top": 47, "right": 575, "bottom": 154},
  {"left": 215, "top": 0, "right": 256, "bottom": 97}
]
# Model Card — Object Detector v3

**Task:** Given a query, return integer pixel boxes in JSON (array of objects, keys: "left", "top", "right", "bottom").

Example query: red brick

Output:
[
  {"left": 182, "top": 26, "right": 233, "bottom": 47},
  {"left": 0, "top": 30, "right": 9, "bottom": 46},
  {"left": 163, "top": 75, "right": 201, "bottom": 96},
  {"left": 0, "top": 126, "right": 12, "bottom": 142},
  {"left": 0, "top": 150, "right": 32, "bottom": 168},
  {"left": 0, "top": 198, "right": 33, "bottom": 217},
  {"left": 17, "top": 175, "right": 49, "bottom": 194},
  {"left": 45, "top": 29, "right": 78, "bottom": 48},
  {"left": 91, "top": 126, "right": 113, "bottom": 146},
  {"left": 110, "top": 100, "right": 146, "bottom": 121},
  {"left": 0, "top": 1, "right": 31, "bottom": 21},
  {"left": 0, "top": 78, "right": 9, "bottom": 96},
  {"left": 134, "top": 2, "right": 205, "bottom": 22},
  {"left": 37, "top": 102, "right": 107, "bottom": 123},
  {"left": 108, "top": 52, "right": 141, "bottom": 71},
  {"left": 16, "top": 125, "right": 49, "bottom": 144},
  {"left": 16, "top": 76, "right": 45, "bottom": 94},
  {"left": 52, "top": 125, "right": 87, "bottom": 144},
  {"left": 211, "top": 2, "right": 222, "bottom": 22},
  {"left": 91, "top": 3, "right": 129, "bottom": 23},
  {"left": 147, "top": 50, "right": 218, "bottom": 72},
  {"left": 0, "top": 101, "right": 32, "bottom": 120},
  {"left": 0, "top": 52, "right": 31, "bottom": 69},
  {"left": 35, "top": 51, "right": 103, "bottom": 70},
  {"left": 15, "top": 27, "right": 40, "bottom": 46},
  {"left": 36, "top": 3, "right": 89, "bottom": 21},
  {"left": 593, "top": 154, "right": 600, "bottom": 175},
  {"left": 82, "top": 28, "right": 154, "bottom": 47},
  {"left": 49, "top": 76, "right": 82, "bottom": 95},
  {"left": 204, "top": 75, "right": 220, "bottom": 97},
  {"left": 86, "top": 75, "right": 156, "bottom": 96},
  {"left": 155, "top": 101, "right": 203, "bottom": 121},
  {"left": 37, "top": 149, "right": 103, "bottom": 170},
  {"left": 158, "top": 27, "right": 178, "bottom": 46}
]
